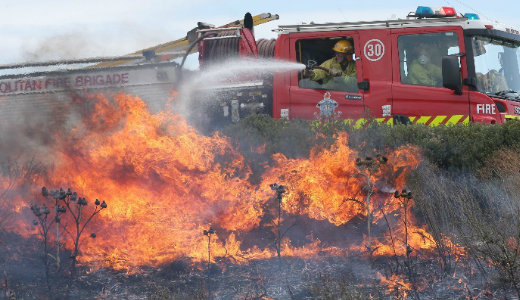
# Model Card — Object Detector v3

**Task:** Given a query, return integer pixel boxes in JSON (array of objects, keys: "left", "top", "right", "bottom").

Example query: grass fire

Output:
[{"left": 2, "top": 90, "right": 520, "bottom": 299}]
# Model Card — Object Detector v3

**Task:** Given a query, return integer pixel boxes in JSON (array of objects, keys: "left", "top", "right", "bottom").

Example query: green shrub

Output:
[
  {"left": 223, "top": 115, "right": 520, "bottom": 172},
  {"left": 222, "top": 115, "right": 315, "bottom": 159}
]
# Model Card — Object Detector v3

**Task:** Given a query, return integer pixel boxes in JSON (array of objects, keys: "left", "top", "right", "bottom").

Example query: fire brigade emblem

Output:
[{"left": 316, "top": 92, "right": 338, "bottom": 117}]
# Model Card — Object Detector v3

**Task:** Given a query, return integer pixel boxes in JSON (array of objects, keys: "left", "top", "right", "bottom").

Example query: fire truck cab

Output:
[{"left": 269, "top": 6, "right": 520, "bottom": 126}]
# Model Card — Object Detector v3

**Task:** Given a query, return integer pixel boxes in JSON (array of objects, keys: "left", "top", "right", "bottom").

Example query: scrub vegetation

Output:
[
  {"left": 223, "top": 115, "right": 520, "bottom": 172},
  {"left": 222, "top": 115, "right": 520, "bottom": 298}
]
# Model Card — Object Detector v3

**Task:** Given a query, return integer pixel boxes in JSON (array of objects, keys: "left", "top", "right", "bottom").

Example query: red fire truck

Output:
[
  {"left": 2, "top": 8, "right": 520, "bottom": 128},
  {"left": 194, "top": 7, "right": 520, "bottom": 127}
]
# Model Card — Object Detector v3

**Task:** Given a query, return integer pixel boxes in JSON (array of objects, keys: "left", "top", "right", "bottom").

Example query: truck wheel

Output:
[{"left": 393, "top": 115, "right": 411, "bottom": 125}]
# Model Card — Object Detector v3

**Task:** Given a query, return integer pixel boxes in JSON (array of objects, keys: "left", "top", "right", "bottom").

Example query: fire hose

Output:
[
  {"left": 256, "top": 39, "right": 276, "bottom": 58},
  {"left": 304, "top": 65, "right": 342, "bottom": 78}
]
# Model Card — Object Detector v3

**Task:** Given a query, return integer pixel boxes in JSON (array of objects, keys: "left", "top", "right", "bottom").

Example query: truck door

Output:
[
  {"left": 391, "top": 28, "right": 470, "bottom": 125},
  {"left": 358, "top": 31, "right": 393, "bottom": 125},
  {"left": 287, "top": 33, "right": 364, "bottom": 120}
]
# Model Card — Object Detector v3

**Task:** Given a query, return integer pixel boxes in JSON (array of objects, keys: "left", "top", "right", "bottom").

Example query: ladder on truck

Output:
[
  {"left": 275, "top": 16, "right": 468, "bottom": 33},
  {"left": 91, "top": 13, "right": 279, "bottom": 68},
  {"left": 0, "top": 13, "right": 279, "bottom": 73}
]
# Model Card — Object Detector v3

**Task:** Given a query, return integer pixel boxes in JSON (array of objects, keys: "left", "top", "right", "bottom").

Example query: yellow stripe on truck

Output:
[
  {"left": 374, "top": 117, "right": 393, "bottom": 126},
  {"left": 444, "top": 115, "right": 463, "bottom": 126},
  {"left": 354, "top": 118, "right": 367, "bottom": 129},
  {"left": 415, "top": 116, "right": 431, "bottom": 124},
  {"left": 342, "top": 118, "right": 366, "bottom": 128},
  {"left": 429, "top": 115, "right": 447, "bottom": 126},
  {"left": 342, "top": 115, "right": 468, "bottom": 128},
  {"left": 402, "top": 115, "right": 468, "bottom": 126}
]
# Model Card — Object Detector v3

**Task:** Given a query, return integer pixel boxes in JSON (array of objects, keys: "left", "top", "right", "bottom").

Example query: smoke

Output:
[
  {"left": 0, "top": 92, "right": 81, "bottom": 166},
  {"left": 14, "top": 28, "right": 165, "bottom": 67},
  {"left": 173, "top": 57, "right": 304, "bottom": 129},
  {"left": 0, "top": 52, "right": 421, "bottom": 276},
  {"left": 0, "top": 56, "right": 305, "bottom": 169},
  {"left": 21, "top": 33, "right": 93, "bottom": 62}
]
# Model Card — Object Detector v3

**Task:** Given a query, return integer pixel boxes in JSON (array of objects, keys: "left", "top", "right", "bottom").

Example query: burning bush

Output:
[
  {"left": 226, "top": 115, "right": 520, "bottom": 172},
  {"left": 0, "top": 161, "right": 43, "bottom": 233},
  {"left": 3, "top": 93, "right": 520, "bottom": 299},
  {"left": 30, "top": 187, "right": 107, "bottom": 298}
]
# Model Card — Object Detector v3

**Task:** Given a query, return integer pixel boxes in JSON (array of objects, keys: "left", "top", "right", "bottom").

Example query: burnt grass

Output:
[
  {"left": 3, "top": 117, "right": 520, "bottom": 299},
  {"left": 0, "top": 242, "right": 509, "bottom": 300},
  {"left": 0, "top": 232, "right": 504, "bottom": 300}
]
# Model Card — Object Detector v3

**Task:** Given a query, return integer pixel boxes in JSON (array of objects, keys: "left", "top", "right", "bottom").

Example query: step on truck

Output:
[{"left": 194, "top": 7, "right": 520, "bottom": 127}]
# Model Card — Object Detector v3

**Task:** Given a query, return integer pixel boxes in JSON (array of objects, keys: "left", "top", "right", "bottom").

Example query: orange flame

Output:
[
  {"left": 0, "top": 92, "right": 462, "bottom": 272},
  {"left": 377, "top": 272, "right": 412, "bottom": 299}
]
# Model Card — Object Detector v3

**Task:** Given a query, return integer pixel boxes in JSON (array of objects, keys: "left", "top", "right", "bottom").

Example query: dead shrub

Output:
[{"left": 410, "top": 153, "right": 520, "bottom": 298}]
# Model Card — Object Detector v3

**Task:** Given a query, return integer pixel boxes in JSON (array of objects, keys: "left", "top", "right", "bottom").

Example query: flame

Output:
[
  {"left": 377, "top": 272, "right": 412, "bottom": 299},
  {"left": 0, "top": 91, "right": 463, "bottom": 272},
  {"left": 260, "top": 135, "right": 421, "bottom": 226}
]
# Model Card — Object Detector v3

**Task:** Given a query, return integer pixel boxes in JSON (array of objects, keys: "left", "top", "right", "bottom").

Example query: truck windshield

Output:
[{"left": 472, "top": 36, "right": 520, "bottom": 97}]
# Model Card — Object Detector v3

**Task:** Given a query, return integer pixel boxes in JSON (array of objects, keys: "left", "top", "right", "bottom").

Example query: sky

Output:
[{"left": 1, "top": 0, "right": 519, "bottom": 68}]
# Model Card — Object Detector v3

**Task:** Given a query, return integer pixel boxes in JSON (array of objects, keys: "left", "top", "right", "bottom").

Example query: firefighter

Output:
[
  {"left": 484, "top": 69, "right": 508, "bottom": 93},
  {"left": 303, "top": 39, "right": 357, "bottom": 91},
  {"left": 407, "top": 42, "right": 442, "bottom": 87},
  {"left": 476, "top": 54, "right": 507, "bottom": 93}
]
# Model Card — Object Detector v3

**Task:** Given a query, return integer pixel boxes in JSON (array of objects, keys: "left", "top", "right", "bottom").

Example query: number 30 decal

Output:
[{"left": 363, "top": 39, "right": 385, "bottom": 62}]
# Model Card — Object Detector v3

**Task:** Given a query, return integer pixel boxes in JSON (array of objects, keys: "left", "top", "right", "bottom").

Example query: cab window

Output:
[
  {"left": 296, "top": 37, "right": 358, "bottom": 93},
  {"left": 398, "top": 32, "right": 459, "bottom": 87}
]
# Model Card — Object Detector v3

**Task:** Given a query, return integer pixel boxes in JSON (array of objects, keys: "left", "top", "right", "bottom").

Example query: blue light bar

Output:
[
  {"left": 415, "top": 6, "right": 434, "bottom": 17},
  {"left": 464, "top": 13, "right": 480, "bottom": 20}
]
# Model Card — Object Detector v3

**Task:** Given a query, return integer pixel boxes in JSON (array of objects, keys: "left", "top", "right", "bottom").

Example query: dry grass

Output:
[
  {"left": 0, "top": 161, "right": 42, "bottom": 233},
  {"left": 409, "top": 149, "right": 520, "bottom": 297},
  {"left": 309, "top": 273, "right": 382, "bottom": 300}
]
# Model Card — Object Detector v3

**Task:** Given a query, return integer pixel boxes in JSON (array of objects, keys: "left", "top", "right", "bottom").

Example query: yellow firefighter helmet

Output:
[{"left": 332, "top": 40, "right": 353, "bottom": 54}]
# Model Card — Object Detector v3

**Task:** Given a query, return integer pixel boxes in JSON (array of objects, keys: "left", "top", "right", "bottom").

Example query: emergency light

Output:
[
  {"left": 464, "top": 13, "right": 480, "bottom": 20},
  {"left": 439, "top": 7, "right": 457, "bottom": 17},
  {"left": 415, "top": 6, "right": 434, "bottom": 17},
  {"left": 414, "top": 6, "right": 457, "bottom": 18}
]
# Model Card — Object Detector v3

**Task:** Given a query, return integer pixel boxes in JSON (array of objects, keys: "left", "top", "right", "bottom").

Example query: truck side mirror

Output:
[{"left": 442, "top": 55, "right": 462, "bottom": 95}]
